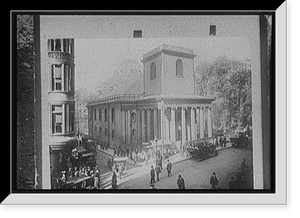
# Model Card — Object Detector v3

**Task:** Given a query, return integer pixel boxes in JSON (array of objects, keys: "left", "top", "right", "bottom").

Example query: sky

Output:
[{"left": 75, "top": 37, "right": 250, "bottom": 92}]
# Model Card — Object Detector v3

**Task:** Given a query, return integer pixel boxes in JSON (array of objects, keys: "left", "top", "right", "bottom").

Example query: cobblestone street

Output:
[{"left": 97, "top": 147, "right": 253, "bottom": 190}]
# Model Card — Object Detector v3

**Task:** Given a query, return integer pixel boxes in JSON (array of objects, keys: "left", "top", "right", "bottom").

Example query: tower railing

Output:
[{"left": 88, "top": 94, "right": 144, "bottom": 105}]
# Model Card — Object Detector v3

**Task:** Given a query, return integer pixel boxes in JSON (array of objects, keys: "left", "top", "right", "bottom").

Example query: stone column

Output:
[
  {"left": 160, "top": 105, "right": 165, "bottom": 158},
  {"left": 164, "top": 107, "right": 170, "bottom": 142},
  {"left": 141, "top": 109, "right": 145, "bottom": 143},
  {"left": 170, "top": 107, "right": 176, "bottom": 143},
  {"left": 181, "top": 107, "right": 186, "bottom": 144},
  {"left": 208, "top": 107, "right": 213, "bottom": 137},
  {"left": 199, "top": 107, "right": 204, "bottom": 139},
  {"left": 147, "top": 109, "right": 151, "bottom": 142},
  {"left": 191, "top": 107, "right": 196, "bottom": 140},
  {"left": 153, "top": 108, "right": 158, "bottom": 139},
  {"left": 121, "top": 110, "right": 126, "bottom": 142},
  {"left": 127, "top": 109, "right": 131, "bottom": 144}
]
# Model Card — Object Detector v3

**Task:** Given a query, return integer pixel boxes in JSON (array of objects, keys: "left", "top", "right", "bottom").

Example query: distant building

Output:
[
  {"left": 75, "top": 99, "right": 88, "bottom": 134},
  {"left": 87, "top": 44, "right": 215, "bottom": 151}
]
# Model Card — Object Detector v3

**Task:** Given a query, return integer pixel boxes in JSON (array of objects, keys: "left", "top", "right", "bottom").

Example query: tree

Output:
[
  {"left": 196, "top": 56, "right": 252, "bottom": 131},
  {"left": 16, "top": 15, "right": 35, "bottom": 190}
]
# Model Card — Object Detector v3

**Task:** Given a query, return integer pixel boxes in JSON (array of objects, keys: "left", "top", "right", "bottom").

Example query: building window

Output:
[
  {"left": 94, "top": 109, "right": 97, "bottom": 120},
  {"left": 112, "top": 129, "right": 116, "bottom": 140},
  {"left": 54, "top": 39, "right": 62, "bottom": 51},
  {"left": 49, "top": 39, "right": 73, "bottom": 53},
  {"left": 105, "top": 108, "right": 108, "bottom": 122},
  {"left": 94, "top": 126, "right": 97, "bottom": 134},
  {"left": 99, "top": 109, "right": 102, "bottom": 121},
  {"left": 51, "top": 105, "right": 63, "bottom": 134},
  {"left": 111, "top": 108, "right": 115, "bottom": 123},
  {"left": 64, "top": 64, "right": 73, "bottom": 92},
  {"left": 51, "top": 64, "right": 74, "bottom": 92},
  {"left": 131, "top": 112, "right": 136, "bottom": 122},
  {"left": 176, "top": 59, "right": 183, "bottom": 77},
  {"left": 105, "top": 128, "right": 108, "bottom": 138},
  {"left": 65, "top": 103, "right": 75, "bottom": 133},
  {"left": 150, "top": 62, "right": 156, "bottom": 80},
  {"left": 51, "top": 103, "right": 75, "bottom": 134},
  {"left": 52, "top": 64, "right": 62, "bottom": 91},
  {"left": 99, "top": 127, "right": 102, "bottom": 134}
]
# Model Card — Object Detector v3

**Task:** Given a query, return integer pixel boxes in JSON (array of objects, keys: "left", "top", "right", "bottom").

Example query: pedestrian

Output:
[
  {"left": 155, "top": 164, "right": 161, "bottom": 181},
  {"left": 210, "top": 172, "right": 219, "bottom": 189},
  {"left": 119, "top": 163, "right": 124, "bottom": 179},
  {"left": 93, "top": 169, "right": 100, "bottom": 189},
  {"left": 228, "top": 176, "right": 236, "bottom": 189},
  {"left": 166, "top": 159, "right": 172, "bottom": 177},
  {"left": 223, "top": 136, "right": 227, "bottom": 147},
  {"left": 177, "top": 175, "right": 185, "bottom": 189},
  {"left": 111, "top": 171, "right": 117, "bottom": 189},
  {"left": 150, "top": 165, "right": 155, "bottom": 184}
]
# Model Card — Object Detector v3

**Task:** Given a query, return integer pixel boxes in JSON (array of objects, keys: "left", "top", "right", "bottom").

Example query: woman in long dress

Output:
[{"left": 111, "top": 172, "right": 117, "bottom": 189}]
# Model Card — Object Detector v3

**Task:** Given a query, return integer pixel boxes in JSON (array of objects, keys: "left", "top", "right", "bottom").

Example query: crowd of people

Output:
[
  {"left": 54, "top": 164, "right": 102, "bottom": 189},
  {"left": 213, "top": 135, "right": 227, "bottom": 148}
]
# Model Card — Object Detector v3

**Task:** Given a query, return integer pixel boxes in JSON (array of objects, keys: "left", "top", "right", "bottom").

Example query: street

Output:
[{"left": 96, "top": 147, "right": 253, "bottom": 190}]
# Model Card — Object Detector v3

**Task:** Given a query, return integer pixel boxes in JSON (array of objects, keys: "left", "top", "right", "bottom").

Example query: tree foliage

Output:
[
  {"left": 17, "top": 15, "right": 34, "bottom": 71},
  {"left": 16, "top": 15, "right": 35, "bottom": 190},
  {"left": 196, "top": 56, "right": 252, "bottom": 131}
]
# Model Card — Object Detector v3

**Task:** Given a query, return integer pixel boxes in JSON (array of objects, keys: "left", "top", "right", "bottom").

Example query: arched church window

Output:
[
  {"left": 111, "top": 108, "right": 115, "bottom": 123},
  {"left": 150, "top": 62, "right": 156, "bottom": 80},
  {"left": 131, "top": 112, "right": 136, "bottom": 122},
  {"left": 176, "top": 59, "right": 183, "bottom": 77}
]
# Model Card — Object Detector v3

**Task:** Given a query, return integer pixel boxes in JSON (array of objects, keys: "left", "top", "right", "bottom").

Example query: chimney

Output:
[
  {"left": 133, "top": 30, "right": 142, "bottom": 38},
  {"left": 209, "top": 25, "right": 216, "bottom": 36}
]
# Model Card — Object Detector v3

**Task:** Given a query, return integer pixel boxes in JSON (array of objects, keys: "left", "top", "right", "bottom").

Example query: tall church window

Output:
[
  {"left": 111, "top": 108, "right": 115, "bottom": 123},
  {"left": 99, "top": 109, "right": 102, "bottom": 121},
  {"left": 150, "top": 62, "right": 156, "bottom": 80},
  {"left": 176, "top": 59, "right": 183, "bottom": 77},
  {"left": 105, "top": 108, "right": 108, "bottom": 122}
]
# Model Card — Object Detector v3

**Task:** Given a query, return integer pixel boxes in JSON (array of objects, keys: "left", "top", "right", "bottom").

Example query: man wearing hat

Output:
[
  {"left": 177, "top": 175, "right": 185, "bottom": 189},
  {"left": 210, "top": 172, "right": 219, "bottom": 189},
  {"left": 150, "top": 165, "right": 155, "bottom": 184}
]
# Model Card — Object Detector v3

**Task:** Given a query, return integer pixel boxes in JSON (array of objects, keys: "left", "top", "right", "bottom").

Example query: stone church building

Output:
[{"left": 87, "top": 44, "right": 215, "bottom": 151}]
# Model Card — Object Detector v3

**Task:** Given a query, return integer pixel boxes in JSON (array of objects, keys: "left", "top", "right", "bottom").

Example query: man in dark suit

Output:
[
  {"left": 177, "top": 175, "right": 185, "bottom": 189},
  {"left": 166, "top": 160, "right": 172, "bottom": 177},
  {"left": 210, "top": 172, "right": 219, "bottom": 189},
  {"left": 150, "top": 165, "right": 155, "bottom": 184}
]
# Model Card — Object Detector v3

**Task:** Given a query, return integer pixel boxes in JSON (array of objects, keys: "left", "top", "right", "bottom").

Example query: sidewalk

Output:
[{"left": 97, "top": 142, "right": 232, "bottom": 167}]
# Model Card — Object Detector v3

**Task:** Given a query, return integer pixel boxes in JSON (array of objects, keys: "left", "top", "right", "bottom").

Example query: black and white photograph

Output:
[{"left": 6, "top": 6, "right": 288, "bottom": 205}]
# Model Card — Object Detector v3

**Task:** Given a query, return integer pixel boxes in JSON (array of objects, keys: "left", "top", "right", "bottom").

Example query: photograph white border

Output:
[{"left": 4, "top": 3, "right": 287, "bottom": 205}]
